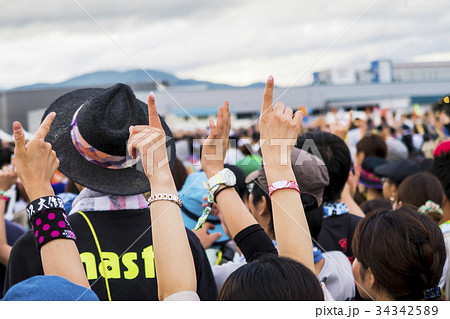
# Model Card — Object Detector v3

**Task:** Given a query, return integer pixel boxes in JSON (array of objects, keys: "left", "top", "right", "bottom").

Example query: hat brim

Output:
[{"left": 43, "top": 88, "right": 176, "bottom": 196}]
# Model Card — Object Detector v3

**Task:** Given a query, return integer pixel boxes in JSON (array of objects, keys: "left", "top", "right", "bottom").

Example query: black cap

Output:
[{"left": 373, "top": 159, "right": 422, "bottom": 186}]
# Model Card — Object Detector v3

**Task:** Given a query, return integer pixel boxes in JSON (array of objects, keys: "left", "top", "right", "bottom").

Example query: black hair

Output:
[
  {"left": 356, "top": 134, "right": 387, "bottom": 159},
  {"left": 224, "top": 164, "right": 247, "bottom": 199},
  {"left": 218, "top": 254, "right": 324, "bottom": 300},
  {"left": 251, "top": 181, "right": 274, "bottom": 237},
  {"left": 297, "top": 131, "right": 351, "bottom": 202},
  {"left": 251, "top": 182, "right": 322, "bottom": 241},
  {"left": 360, "top": 199, "right": 392, "bottom": 215},
  {"left": 0, "top": 145, "right": 12, "bottom": 168},
  {"left": 430, "top": 151, "right": 450, "bottom": 200}
]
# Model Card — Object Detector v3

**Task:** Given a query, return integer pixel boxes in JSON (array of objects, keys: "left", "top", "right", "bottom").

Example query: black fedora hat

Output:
[{"left": 42, "top": 83, "right": 176, "bottom": 196}]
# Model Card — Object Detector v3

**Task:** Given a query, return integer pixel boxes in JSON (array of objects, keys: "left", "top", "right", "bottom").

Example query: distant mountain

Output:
[{"left": 11, "top": 69, "right": 266, "bottom": 91}]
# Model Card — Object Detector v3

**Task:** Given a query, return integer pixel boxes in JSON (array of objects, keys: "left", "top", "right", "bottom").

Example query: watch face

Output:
[{"left": 222, "top": 168, "right": 237, "bottom": 185}]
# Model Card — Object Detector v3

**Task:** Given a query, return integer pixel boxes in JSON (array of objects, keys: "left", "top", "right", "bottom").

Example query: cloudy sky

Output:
[{"left": 1, "top": 0, "right": 450, "bottom": 89}]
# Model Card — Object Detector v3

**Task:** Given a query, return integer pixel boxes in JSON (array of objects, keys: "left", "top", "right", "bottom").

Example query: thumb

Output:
[
  {"left": 210, "top": 232, "right": 222, "bottom": 242},
  {"left": 13, "top": 121, "right": 26, "bottom": 153}
]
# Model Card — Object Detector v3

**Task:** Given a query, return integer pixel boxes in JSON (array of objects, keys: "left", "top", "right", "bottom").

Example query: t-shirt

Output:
[
  {"left": 3, "top": 209, "right": 217, "bottom": 301},
  {"left": 318, "top": 251, "right": 355, "bottom": 301},
  {"left": 163, "top": 291, "right": 200, "bottom": 301},
  {"left": 0, "top": 220, "right": 26, "bottom": 298},
  {"left": 213, "top": 260, "right": 246, "bottom": 292},
  {"left": 236, "top": 155, "right": 262, "bottom": 176},
  {"left": 318, "top": 213, "right": 362, "bottom": 264}
]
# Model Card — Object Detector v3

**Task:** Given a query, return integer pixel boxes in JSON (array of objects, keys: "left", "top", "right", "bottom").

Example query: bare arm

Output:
[
  {"left": 128, "top": 93, "right": 196, "bottom": 300},
  {"left": 13, "top": 114, "right": 89, "bottom": 288},
  {"left": 201, "top": 102, "right": 259, "bottom": 238},
  {"left": 0, "top": 159, "right": 17, "bottom": 266},
  {"left": 259, "top": 76, "right": 314, "bottom": 272}
]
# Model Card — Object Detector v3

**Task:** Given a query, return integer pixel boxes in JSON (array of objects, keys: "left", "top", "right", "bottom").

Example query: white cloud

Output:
[{"left": 1, "top": 0, "right": 450, "bottom": 89}]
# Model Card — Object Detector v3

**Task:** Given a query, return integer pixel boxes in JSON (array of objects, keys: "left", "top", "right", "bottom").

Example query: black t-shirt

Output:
[
  {"left": 3, "top": 209, "right": 218, "bottom": 301},
  {"left": 317, "top": 213, "right": 362, "bottom": 264}
]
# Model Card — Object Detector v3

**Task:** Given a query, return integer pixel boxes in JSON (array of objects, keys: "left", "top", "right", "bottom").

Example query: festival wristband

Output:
[
  {"left": 30, "top": 209, "right": 76, "bottom": 250},
  {"left": 268, "top": 181, "right": 300, "bottom": 198},
  {"left": 195, "top": 184, "right": 221, "bottom": 230},
  {"left": 26, "top": 195, "right": 65, "bottom": 222},
  {"left": 0, "top": 195, "right": 9, "bottom": 202}
]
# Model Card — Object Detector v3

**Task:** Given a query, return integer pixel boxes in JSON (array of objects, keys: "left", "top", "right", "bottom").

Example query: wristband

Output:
[
  {"left": 26, "top": 196, "right": 65, "bottom": 222},
  {"left": 268, "top": 181, "right": 300, "bottom": 198},
  {"left": 30, "top": 209, "right": 76, "bottom": 250},
  {"left": 0, "top": 195, "right": 9, "bottom": 202},
  {"left": 214, "top": 185, "right": 238, "bottom": 203},
  {"left": 147, "top": 193, "right": 182, "bottom": 207},
  {"left": 195, "top": 184, "right": 221, "bottom": 231},
  {"left": 26, "top": 195, "right": 76, "bottom": 250}
]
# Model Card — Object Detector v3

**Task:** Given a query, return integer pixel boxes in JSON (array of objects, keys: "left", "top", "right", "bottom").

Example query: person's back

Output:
[
  {"left": 3, "top": 84, "right": 218, "bottom": 300},
  {"left": 5, "top": 204, "right": 216, "bottom": 300},
  {"left": 297, "top": 131, "right": 362, "bottom": 262}
]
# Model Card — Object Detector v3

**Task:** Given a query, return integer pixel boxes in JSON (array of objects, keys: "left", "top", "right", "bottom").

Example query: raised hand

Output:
[
  {"left": 13, "top": 113, "right": 59, "bottom": 201},
  {"left": 330, "top": 110, "right": 353, "bottom": 141},
  {"left": 259, "top": 76, "right": 303, "bottom": 170},
  {"left": 128, "top": 93, "right": 169, "bottom": 182},
  {"left": 0, "top": 156, "right": 17, "bottom": 192},
  {"left": 193, "top": 222, "right": 222, "bottom": 250},
  {"left": 346, "top": 163, "right": 360, "bottom": 199},
  {"left": 201, "top": 101, "right": 231, "bottom": 179}
]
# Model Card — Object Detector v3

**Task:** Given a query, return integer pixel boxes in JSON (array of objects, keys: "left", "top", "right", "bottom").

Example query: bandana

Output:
[
  {"left": 69, "top": 188, "right": 148, "bottom": 215},
  {"left": 323, "top": 201, "right": 350, "bottom": 218},
  {"left": 70, "top": 104, "right": 140, "bottom": 169}
]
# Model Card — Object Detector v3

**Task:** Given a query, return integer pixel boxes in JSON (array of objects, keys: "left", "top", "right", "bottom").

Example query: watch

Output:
[{"left": 207, "top": 168, "right": 236, "bottom": 190}]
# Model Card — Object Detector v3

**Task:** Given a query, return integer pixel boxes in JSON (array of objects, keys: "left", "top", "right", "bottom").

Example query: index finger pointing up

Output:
[
  {"left": 35, "top": 112, "right": 56, "bottom": 140},
  {"left": 261, "top": 75, "right": 274, "bottom": 116},
  {"left": 148, "top": 92, "right": 163, "bottom": 131}
]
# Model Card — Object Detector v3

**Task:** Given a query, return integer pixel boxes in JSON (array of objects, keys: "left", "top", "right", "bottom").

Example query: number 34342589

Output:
[{"left": 375, "top": 306, "right": 438, "bottom": 316}]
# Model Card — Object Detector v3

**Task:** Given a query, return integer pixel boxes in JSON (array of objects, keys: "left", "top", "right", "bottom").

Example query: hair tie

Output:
[
  {"left": 418, "top": 200, "right": 443, "bottom": 216},
  {"left": 423, "top": 287, "right": 441, "bottom": 300}
]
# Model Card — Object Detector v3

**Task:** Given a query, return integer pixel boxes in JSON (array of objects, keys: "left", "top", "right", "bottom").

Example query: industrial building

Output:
[{"left": 1, "top": 60, "right": 450, "bottom": 134}]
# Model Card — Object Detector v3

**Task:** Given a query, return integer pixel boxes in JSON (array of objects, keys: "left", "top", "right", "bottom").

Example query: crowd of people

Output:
[{"left": 0, "top": 76, "right": 449, "bottom": 301}]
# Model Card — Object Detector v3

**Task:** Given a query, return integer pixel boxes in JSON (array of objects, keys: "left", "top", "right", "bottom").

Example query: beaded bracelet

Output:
[{"left": 147, "top": 193, "right": 182, "bottom": 207}]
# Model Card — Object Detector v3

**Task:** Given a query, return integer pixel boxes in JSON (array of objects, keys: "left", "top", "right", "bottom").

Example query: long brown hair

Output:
[
  {"left": 397, "top": 172, "right": 444, "bottom": 224},
  {"left": 352, "top": 207, "right": 446, "bottom": 300}
]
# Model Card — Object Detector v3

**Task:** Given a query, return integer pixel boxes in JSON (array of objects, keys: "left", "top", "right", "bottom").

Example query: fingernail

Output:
[
  {"left": 129, "top": 126, "right": 133, "bottom": 133},
  {"left": 267, "top": 75, "right": 273, "bottom": 82},
  {"left": 149, "top": 92, "right": 154, "bottom": 99}
]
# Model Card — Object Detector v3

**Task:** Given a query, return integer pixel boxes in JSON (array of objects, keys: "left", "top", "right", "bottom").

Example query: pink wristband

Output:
[
  {"left": 268, "top": 181, "right": 300, "bottom": 198},
  {"left": 0, "top": 195, "right": 9, "bottom": 202}
]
